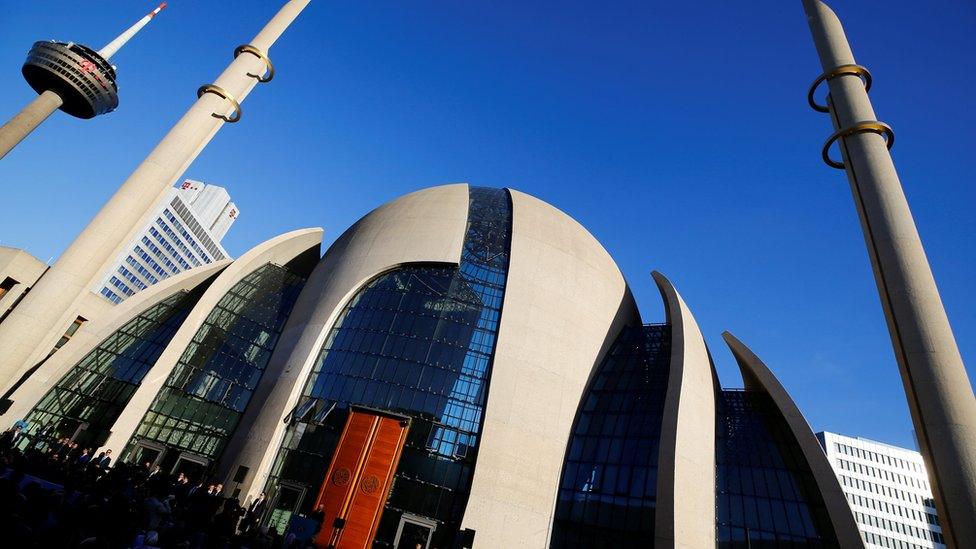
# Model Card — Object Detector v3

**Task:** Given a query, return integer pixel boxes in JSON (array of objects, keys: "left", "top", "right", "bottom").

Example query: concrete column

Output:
[
  {"left": 0, "top": 90, "right": 63, "bottom": 161},
  {"left": 0, "top": 1, "right": 312, "bottom": 397},
  {"left": 803, "top": 2, "right": 976, "bottom": 546}
]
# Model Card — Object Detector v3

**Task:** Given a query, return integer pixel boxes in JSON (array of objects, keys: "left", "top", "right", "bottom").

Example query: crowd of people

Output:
[{"left": 0, "top": 425, "right": 316, "bottom": 548}]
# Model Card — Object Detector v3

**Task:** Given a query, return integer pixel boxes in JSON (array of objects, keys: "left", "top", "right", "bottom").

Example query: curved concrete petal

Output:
[
  {"left": 722, "top": 331, "right": 863, "bottom": 548},
  {"left": 652, "top": 271, "right": 717, "bottom": 549},
  {"left": 461, "top": 188, "right": 639, "bottom": 546},
  {"left": 102, "top": 227, "right": 323, "bottom": 454}
]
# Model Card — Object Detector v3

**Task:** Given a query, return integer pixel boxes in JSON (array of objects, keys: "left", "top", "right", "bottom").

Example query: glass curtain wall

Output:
[
  {"left": 264, "top": 187, "right": 512, "bottom": 546},
  {"left": 550, "top": 324, "right": 671, "bottom": 548},
  {"left": 124, "top": 263, "right": 306, "bottom": 473},
  {"left": 23, "top": 288, "right": 205, "bottom": 449},
  {"left": 716, "top": 390, "right": 840, "bottom": 547}
]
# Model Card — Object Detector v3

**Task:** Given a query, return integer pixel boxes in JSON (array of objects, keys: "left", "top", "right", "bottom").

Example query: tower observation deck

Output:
[{"left": 0, "top": 3, "right": 166, "bottom": 160}]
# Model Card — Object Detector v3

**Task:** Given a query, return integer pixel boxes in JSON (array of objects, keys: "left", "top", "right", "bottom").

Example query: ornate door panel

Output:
[{"left": 314, "top": 408, "right": 410, "bottom": 549}]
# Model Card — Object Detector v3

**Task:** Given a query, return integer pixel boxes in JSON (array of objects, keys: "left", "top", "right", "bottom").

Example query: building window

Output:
[
  {"left": 715, "top": 391, "right": 839, "bottom": 546},
  {"left": 23, "top": 290, "right": 203, "bottom": 448},
  {"left": 125, "top": 263, "right": 307, "bottom": 470},
  {"left": 551, "top": 325, "right": 671, "bottom": 547},
  {"left": 50, "top": 316, "right": 87, "bottom": 356},
  {"left": 0, "top": 276, "right": 17, "bottom": 301}
]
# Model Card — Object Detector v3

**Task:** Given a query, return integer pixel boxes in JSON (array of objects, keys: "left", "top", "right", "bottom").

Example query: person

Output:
[
  {"left": 64, "top": 441, "right": 79, "bottom": 462},
  {"left": 172, "top": 472, "right": 191, "bottom": 500},
  {"left": 187, "top": 478, "right": 206, "bottom": 498},
  {"left": 249, "top": 492, "right": 267, "bottom": 516},
  {"left": 95, "top": 450, "right": 112, "bottom": 471},
  {"left": 243, "top": 492, "right": 267, "bottom": 533},
  {"left": 310, "top": 503, "right": 326, "bottom": 537},
  {"left": 76, "top": 447, "right": 91, "bottom": 466},
  {"left": 51, "top": 436, "right": 70, "bottom": 456},
  {"left": 212, "top": 498, "right": 244, "bottom": 539},
  {"left": 144, "top": 490, "right": 172, "bottom": 530},
  {"left": 0, "top": 425, "right": 24, "bottom": 449}
]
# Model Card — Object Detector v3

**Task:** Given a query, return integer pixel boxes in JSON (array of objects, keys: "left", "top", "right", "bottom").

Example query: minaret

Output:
[
  {"left": 802, "top": 1, "right": 976, "bottom": 546},
  {"left": 0, "top": 1, "right": 312, "bottom": 402},
  {"left": 0, "top": 3, "right": 167, "bottom": 160}
]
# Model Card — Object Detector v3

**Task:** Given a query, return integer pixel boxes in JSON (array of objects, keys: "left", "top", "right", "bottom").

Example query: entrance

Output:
[
  {"left": 171, "top": 452, "right": 209, "bottom": 480},
  {"left": 394, "top": 513, "right": 437, "bottom": 549},
  {"left": 267, "top": 482, "right": 306, "bottom": 535},
  {"left": 130, "top": 441, "right": 165, "bottom": 467},
  {"left": 313, "top": 407, "right": 411, "bottom": 549}
]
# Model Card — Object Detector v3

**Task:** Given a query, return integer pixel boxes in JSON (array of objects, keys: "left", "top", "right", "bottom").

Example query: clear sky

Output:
[{"left": 0, "top": 1, "right": 973, "bottom": 451}]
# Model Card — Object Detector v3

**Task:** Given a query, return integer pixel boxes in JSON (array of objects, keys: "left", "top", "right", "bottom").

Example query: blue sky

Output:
[{"left": 0, "top": 1, "right": 973, "bottom": 450}]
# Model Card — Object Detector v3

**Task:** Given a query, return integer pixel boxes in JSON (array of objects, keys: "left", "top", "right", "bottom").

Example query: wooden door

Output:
[{"left": 313, "top": 408, "right": 410, "bottom": 549}]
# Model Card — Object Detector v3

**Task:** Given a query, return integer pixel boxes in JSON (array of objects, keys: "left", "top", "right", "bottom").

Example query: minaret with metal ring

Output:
[
  {"left": 0, "top": 1, "right": 312, "bottom": 405},
  {"left": 802, "top": 1, "right": 976, "bottom": 546}
]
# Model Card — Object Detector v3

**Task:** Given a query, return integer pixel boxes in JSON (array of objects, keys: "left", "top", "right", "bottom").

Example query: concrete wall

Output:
[
  {"left": 460, "top": 189, "right": 640, "bottom": 545},
  {"left": 723, "top": 332, "right": 864, "bottom": 548},
  {"left": 101, "top": 228, "right": 323, "bottom": 455},
  {"left": 0, "top": 246, "right": 114, "bottom": 398},
  {"left": 653, "top": 271, "right": 717, "bottom": 549},
  {"left": 221, "top": 184, "right": 469, "bottom": 499},
  {"left": 0, "top": 261, "right": 231, "bottom": 425}
]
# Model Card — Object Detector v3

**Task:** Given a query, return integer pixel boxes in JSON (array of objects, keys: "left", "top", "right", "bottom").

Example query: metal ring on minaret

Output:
[
  {"left": 197, "top": 84, "right": 242, "bottom": 123},
  {"left": 234, "top": 44, "right": 274, "bottom": 83},
  {"left": 808, "top": 64, "right": 872, "bottom": 113},
  {"left": 821, "top": 120, "right": 894, "bottom": 169}
]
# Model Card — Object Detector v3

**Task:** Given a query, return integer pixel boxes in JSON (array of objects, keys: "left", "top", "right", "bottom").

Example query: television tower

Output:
[
  {"left": 0, "top": 1, "right": 311, "bottom": 411},
  {"left": 0, "top": 3, "right": 167, "bottom": 160},
  {"left": 802, "top": 1, "right": 976, "bottom": 546}
]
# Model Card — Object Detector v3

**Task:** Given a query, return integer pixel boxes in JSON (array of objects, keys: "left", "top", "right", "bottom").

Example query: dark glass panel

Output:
[
  {"left": 550, "top": 324, "right": 671, "bottom": 549},
  {"left": 124, "top": 263, "right": 306, "bottom": 465},
  {"left": 716, "top": 390, "right": 840, "bottom": 548}
]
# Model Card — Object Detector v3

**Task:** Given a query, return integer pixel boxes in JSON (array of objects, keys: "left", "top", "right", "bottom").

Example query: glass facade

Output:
[
  {"left": 550, "top": 324, "right": 671, "bottom": 548},
  {"left": 124, "top": 263, "right": 306, "bottom": 471},
  {"left": 717, "top": 390, "right": 839, "bottom": 547},
  {"left": 265, "top": 187, "right": 511, "bottom": 546},
  {"left": 23, "top": 289, "right": 204, "bottom": 448}
]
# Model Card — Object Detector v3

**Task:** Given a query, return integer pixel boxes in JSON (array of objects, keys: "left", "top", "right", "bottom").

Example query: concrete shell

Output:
[
  {"left": 722, "top": 331, "right": 864, "bottom": 548},
  {"left": 652, "top": 271, "right": 718, "bottom": 549},
  {"left": 461, "top": 189, "right": 639, "bottom": 545},
  {"left": 220, "top": 184, "right": 470, "bottom": 497},
  {"left": 102, "top": 228, "right": 323, "bottom": 454},
  {"left": 0, "top": 260, "right": 230, "bottom": 424},
  {"left": 221, "top": 184, "right": 640, "bottom": 546}
]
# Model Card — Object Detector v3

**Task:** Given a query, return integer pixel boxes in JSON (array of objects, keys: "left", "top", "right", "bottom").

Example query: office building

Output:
[
  {"left": 819, "top": 431, "right": 946, "bottom": 549},
  {"left": 1, "top": 185, "right": 863, "bottom": 548},
  {"left": 94, "top": 179, "right": 238, "bottom": 304}
]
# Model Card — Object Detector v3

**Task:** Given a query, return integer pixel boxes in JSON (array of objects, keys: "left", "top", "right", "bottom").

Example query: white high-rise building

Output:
[
  {"left": 94, "top": 179, "right": 239, "bottom": 304},
  {"left": 818, "top": 431, "right": 945, "bottom": 549}
]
